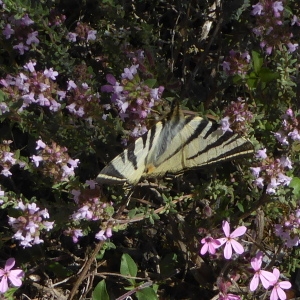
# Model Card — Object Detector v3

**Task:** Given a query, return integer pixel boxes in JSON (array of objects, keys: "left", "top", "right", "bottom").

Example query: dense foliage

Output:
[{"left": 0, "top": 0, "right": 300, "bottom": 299}]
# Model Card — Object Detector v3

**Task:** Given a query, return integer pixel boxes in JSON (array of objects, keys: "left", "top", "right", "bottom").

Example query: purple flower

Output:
[
  {"left": 272, "top": 1, "right": 284, "bottom": 17},
  {"left": 266, "top": 177, "right": 280, "bottom": 194},
  {"left": 250, "top": 167, "right": 261, "bottom": 177},
  {"left": 249, "top": 252, "right": 276, "bottom": 291},
  {"left": 256, "top": 148, "right": 267, "bottom": 159},
  {"left": 251, "top": 3, "right": 263, "bottom": 15},
  {"left": 95, "top": 228, "right": 112, "bottom": 241},
  {"left": 3, "top": 24, "right": 15, "bottom": 39},
  {"left": 24, "top": 61, "right": 36, "bottom": 73},
  {"left": 270, "top": 268, "right": 291, "bottom": 300},
  {"left": 200, "top": 237, "right": 221, "bottom": 255},
  {"left": 291, "top": 15, "right": 300, "bottom": 26},
  {"left": 288, "top": 129, "right": 300, "bottom": 141},
  {"left": 67, "top": 80, "right": 77, "bottom": 90},
  {"left": 21, "top": 14, "right": 34, "bottom": 26},
  {"left": 216, "top": 221, "right": 246, "bottom": 259},
  {"left": 44, "top": 68, "right": 58, "bottom": 80},
  {"left": 220, "top": 117, "right": 232, "bottom": 133},
  {"left": 121, "top": 65, "right": 139, "bottom": 80},
  {"left": 279, "top": 157, "right": 292, "bottom": 169},
  {"left": 287, "top": 42, "right": 298, "bottom": 53},
  {"left": 13, "top": 42, "right": 29, "bottom": 55},
  {"left": 87, "top": 29, "right": 97, "bottom": 41},
  {"left": 26, "top": 31, "right": 39, "bottom": 45},
  {"left": 66, "top": 32, "right": 77, "bottom": 42},
  {"left": 0, "top": 258, "right": 24, "bottom": 293}
]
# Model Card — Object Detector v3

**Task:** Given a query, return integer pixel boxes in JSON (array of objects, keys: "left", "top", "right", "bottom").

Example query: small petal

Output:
[
  {"left": 8, "top": 269, "right": 23, "bottom": 287},
  {"left": 250, "top": 274, "right": 260, "bottom": 291},
  {"left": 222, "top": 221, "right": 231, "bottom": 237},
  {"left": 5, "top": 258, "right": 15, "bottom": 271},
  {"left": 0, "top": 276, "right": 8, "bottom": 293},
  {"left": 230, "top": 226, "right": 247, "bottom": 238},
  {"left": 230, "top": 239, "right": 244, "bottom": 254},
  {"left": 278, "top": 281, "right": 292, "bottom": 289},
  {"left": 224, "top": 242, "right": 233, "bottom": 259}
]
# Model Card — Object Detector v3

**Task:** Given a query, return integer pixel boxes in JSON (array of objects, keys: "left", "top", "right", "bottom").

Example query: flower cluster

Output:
[
  {"left": 251, "top": 1, "right": 299, "bottom": 54},
  {"left": 201, "top": 224, "right": 291, "bottom": 299},
  {"left": 0, "top": 140, "right": 26, "bottom": 177},
  {"left": 0, "top": 258, "right": 24, "bottom": 294},
  {"left": 221, "top": 98, "right": 253, "bottom": 134},
  {"left": 65, "top": 79, "right": 101, "bottom": 120},
  {"left": 250, "top": 149, "right": 292, "bottom": 194},
  {"left": 274, "top": 108, "right": 300, "bottom": 146},
  {"left": 200, "top": 220, "right": 246, "bottom": 259},
  {"left": 0, "top": 61, "right": 62, "bottom": 113},
  {"left": 274, "top": 207, "right": 300, "bottom": 247},
  {"left": 31, "top": 139, "right": 79, "bottom": 182},
  {"left": 69, "top": 180, "right": 114, "bottom": 242},
  {"left": 66, "top": 22, "right": 97, "bottom": 42},
  {"left": 250, "top": 251, "right": 291, "bottom": 299},
  {"left": 102, "top": 52, "right": 164, "bottom": 139},
  {"left": 222, "top": 50, "right": 251, "bottom": 76},
  {"left": 8, "top": 201, "right": 54, "bottom": 248},
  {"left": 2, "top": 13, "right": 39, "bottom": 55},
  {"left": 48, "top": 9, "right": 66, "bottom": 27}
]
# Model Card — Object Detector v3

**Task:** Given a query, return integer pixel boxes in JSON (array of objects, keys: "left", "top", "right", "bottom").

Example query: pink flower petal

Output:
[
  {"left": 222, "top": 221, "right": 230, "bottom": 237},
  {"left": 224, "top": 242, "right": 233, "bottom": 259},
  {"left": 0, "top": 276, "right": 8, "bottom": 293},
  {"left": 251, "top": 252, "right": 263, "bottom": 270},
  {"left": 275, "top": 286, "right": 288, "bottom": 299},
  {"left": 200, "top": 243, "right": 208, "bottom": 255},
  {"left": 5, "top": 258, "right": 15, "bottom": 271},
  {"left": 250, "top": 274, "right": 259, "bottom": 291},
  {"left": 8, "top": 270, "right": 23, "bottom": 287},
  {"left": 278, "top": 281, "right": 291, "bottom": 289},
  {"left": 270, "top": 288, "right": 278, "bottom": 300},
  {"left": 260, "top": 270, "right": 276, "bottom": 289},
  {"left": 208, "top": 243, "right": 217, "bottom": 255},
  {"left": 272, "top": 268, "right": 280, "bottom": 281},
  {"left": 230, "top": 239, "right": 244, "bottom": 254},
  {"left": 230, "top": 226, "right": 247, "bottom": 238}
]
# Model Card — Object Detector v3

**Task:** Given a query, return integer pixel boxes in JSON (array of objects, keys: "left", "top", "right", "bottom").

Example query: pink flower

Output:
[
  {"left": 216, "top": 221, "right": 246, "bottom": 259},
  {"left": 0, "top": 258, "right": 24, "bottom": 293},
  {"left": 250, "top": 252, "right": 276, "bottom": 291},
  {"left": 270, "top": 268, "right": 291, "bottom": 300},
  {"left": 200, "top": 237, "right": 221, "bottom": 255}
]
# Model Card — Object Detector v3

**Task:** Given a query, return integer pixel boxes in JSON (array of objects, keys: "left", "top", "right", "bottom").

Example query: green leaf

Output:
[
  {"left": 120, "top": 253, "right": 137, "bottom": 280},
  {"left": 236, "top": 202, "right": 244, "bottom": 212},
  {"left": 258, "top": 67, "right": 279, "bottom": 83},
  {"left": 47, "top": 262, "right": 73, "bottom": 278},
  {"left": 290, "top": 177, "right": 300, "bottom": 198},
  {"left": 246, "top": 72, "right": 258, "bottom": 89},
  {"left": 92, "top": 280, "right": 110, "bottom": 300},
  {"left": 136, "top": 287, "right": 158, "bottom": 300},
  {"left": 252, "top": 50, "right": 263, "bottom": 74},
  {"left": 143, "top": 79, "right": 157, "bottom": 88}
]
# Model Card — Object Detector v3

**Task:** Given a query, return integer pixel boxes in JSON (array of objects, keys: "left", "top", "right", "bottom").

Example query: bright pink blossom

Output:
[
  {"left": 200, "top": 237, "right": 221, "bottom": 255},
  {"left": 250, "top": 252, "right": 276, "bottom": 291},
  {"left": 0, "top": 258, "right": 24, "bottom": 293},
  {"left": 216, "top": 221, "right": 246, "bottom": 259},
  {"left": 270, "top": 268, "right": 291, "bottom": 300}
]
